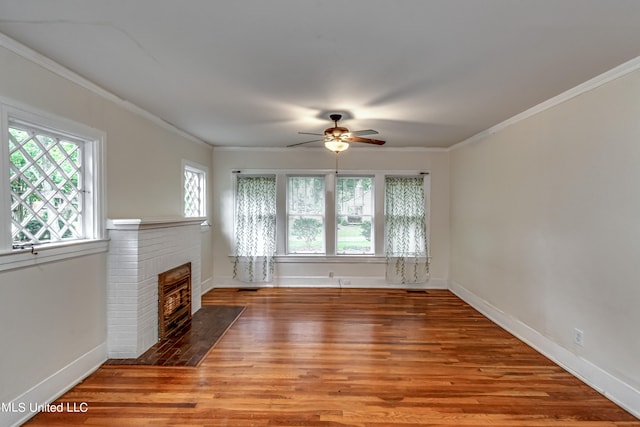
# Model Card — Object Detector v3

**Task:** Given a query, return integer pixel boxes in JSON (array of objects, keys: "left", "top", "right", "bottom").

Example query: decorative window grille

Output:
[
  {"left": 384, "top": 176, "right": 429, "bottom": 284},
  {"left": 184, "top": 165, "right": 206, "bottom": 217},
  {"left": 233, "top": 176, "right": 277, "bottom": 282},
  {"left": 8, "top": 121, "right": 85, "bottom": 246},
  {"left": 336, "top": 176, "right": 374, "bottom": 254},
  {"left": 287, "top": 176, "right": 325, "bottom": 254}
]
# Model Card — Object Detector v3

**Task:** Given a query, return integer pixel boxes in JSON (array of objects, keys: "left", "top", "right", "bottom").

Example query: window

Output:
[
  {"left": 9, "top": 122, "right": 85, "bottom": 245},
  {"left": 336, "top": 176, "right": 374, "bottom": 254},
  {"left": 287, "top": 176, "right": 325, "bottom": 254},
  {"left": 1, "top": 103, "right": 104, "bottom": 253},
  {"left": 233, "top": 175, "right": 276, "bottom": 282},
  {"left": 183, "top": 162, "right": 207, "bottom": 218},
  {"left": 231, "top": 170, "right": 429, "bottom": 263},
  {"left": 0, "top": 101, "right": 105, "bottom": 269},
  {"left": 384, "top": 176, "right": 427, "bottom": 257},
  {"left": 384, "top": 176, "right": 429, "bottom": 283}
]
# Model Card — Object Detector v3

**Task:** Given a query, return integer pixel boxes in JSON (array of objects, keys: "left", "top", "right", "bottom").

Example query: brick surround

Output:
[{"left": 106, "top": 218, "right": 203, "bottom": 358}]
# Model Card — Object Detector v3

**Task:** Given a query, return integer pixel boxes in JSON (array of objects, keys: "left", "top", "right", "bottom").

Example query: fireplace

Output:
[
  {"left": 106, "top": 217, "right": 203, "bottom": 358},
  {"left": 158, "top": 262, "right": 192, "bottom": 339}
]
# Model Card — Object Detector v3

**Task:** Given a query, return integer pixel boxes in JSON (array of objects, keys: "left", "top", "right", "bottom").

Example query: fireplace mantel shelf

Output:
[{"left": 107, "top": 217, "right": 206, "bottom": 230}]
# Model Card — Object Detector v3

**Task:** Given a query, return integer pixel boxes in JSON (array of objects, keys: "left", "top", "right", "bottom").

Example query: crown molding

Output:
[
  {"left": 449, "top": 55, "right": 640, "bottom": 152},
  {"left": 0, "top": 32, "right": 210, "bottom": 148},
  {"left": 212, "top": 145, "right": 449, "bottom": 153}
]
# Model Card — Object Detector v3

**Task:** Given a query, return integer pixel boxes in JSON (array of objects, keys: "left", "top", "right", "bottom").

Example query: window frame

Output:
[
  {"left": 230, "top": 169, "right": 430, "bottom": 263},
  {"left": 335, "top": 175, "right": 375, "bottom": 256},
  {"left": 182, "top": 160, "right": 208, "bottom": 219},
  {"left": 286, "top": 174, "right": 327, "bottom": 255},
  {"left": 0, "top": 99, "right": 107, "bottom": 271}
]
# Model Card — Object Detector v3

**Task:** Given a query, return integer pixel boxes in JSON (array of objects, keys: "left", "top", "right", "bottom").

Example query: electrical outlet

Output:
[
  {"left": 328, "top": 272, "right": 334, "bottom": 278},
  {"left": 573, "top": 328, "right": 584, "bottom": 347}
]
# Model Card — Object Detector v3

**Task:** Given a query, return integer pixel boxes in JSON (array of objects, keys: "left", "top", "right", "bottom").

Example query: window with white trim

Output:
[
  {"left": 384, "top": 176, "right": 430, "bottom": 283},
  {"left": 234, "top": 170, "right": 429, "bottom": 262},
  {"left": 233, "top": 175, "right": 277, "bottom": 282},
  {"left": 336, "top": 176, "right": 374, "bottom": 255},
  {"left": 233, "top": 170, "right": 428, "bottom": 261},
  {"left": 183, "top": 162, "right": 207, "bottom": 218},
  {"left": 1, "top": 102, "right": 105, "bottom": 254},
  {"left": 287, "top": 176, "right": 325, "bottom": 254}
]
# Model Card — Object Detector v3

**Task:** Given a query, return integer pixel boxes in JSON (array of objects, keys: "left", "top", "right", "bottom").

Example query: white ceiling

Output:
[{"left": 1, "top": 0, "right": 640, "bottom": 148}]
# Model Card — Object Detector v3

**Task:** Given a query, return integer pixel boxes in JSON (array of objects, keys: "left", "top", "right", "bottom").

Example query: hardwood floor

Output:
[{"left": 26, "top": 288, "right": 639, "bottom": 426}]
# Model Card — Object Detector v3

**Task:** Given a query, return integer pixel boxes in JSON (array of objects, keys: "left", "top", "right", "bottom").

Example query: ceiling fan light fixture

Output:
[
  {"left": 324, "top": 138, "right": 349, "bottom": 152},
  {"left": 289, "top": 113, "right": 384, "bottom": 150}
]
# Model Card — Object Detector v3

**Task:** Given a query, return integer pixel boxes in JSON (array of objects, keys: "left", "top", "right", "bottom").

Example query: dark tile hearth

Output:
[{"left": 105, "top": 305, "right": 245, "bottom": 367}]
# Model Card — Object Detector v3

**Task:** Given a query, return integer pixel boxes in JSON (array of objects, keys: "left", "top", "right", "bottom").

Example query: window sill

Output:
[
  {"left": 0, "top": 239, "right": 109, "bottom": 273},
  {"left": 277, "top": 255, "right": 385, "bottom": 264},
  {"left": 229, "top": 255, "right": 385, "bottom": 264}
]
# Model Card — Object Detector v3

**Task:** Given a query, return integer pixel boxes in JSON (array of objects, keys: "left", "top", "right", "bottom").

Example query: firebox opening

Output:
[{"left": 158, "top": 262, "right": 192, "bottom": 339}]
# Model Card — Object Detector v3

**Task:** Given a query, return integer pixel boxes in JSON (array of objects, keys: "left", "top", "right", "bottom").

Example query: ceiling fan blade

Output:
[
  {"left": 298, "top": 131, "right": 324, "bottom": 136},
  {"left": 287, "top": 139, "right": 322, "bottom": 147},
  {"left": 347, "top": 136, "right": 386, "bottom": 145},
  {"left": 351, "top": 129, "right": 379, "bottom": 136}
]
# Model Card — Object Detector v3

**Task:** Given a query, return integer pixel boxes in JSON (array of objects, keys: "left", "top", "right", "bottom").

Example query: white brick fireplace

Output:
[{"left": 106, "top": 218, "right": 204, "bottom": 358}]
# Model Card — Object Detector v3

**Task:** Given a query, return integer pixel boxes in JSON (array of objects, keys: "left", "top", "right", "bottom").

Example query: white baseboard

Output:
[
  {"left": 212, "top": 275, "right": 448, "bottom": 290},
  {"left": 449, "top": 280, "right": 640, "bottom": 419},
  {"left": 200, "top": 277, "right": 214, "bottom": 294},
  {"left": 1, "top": 343, "right": 107, "bottom": 427}
]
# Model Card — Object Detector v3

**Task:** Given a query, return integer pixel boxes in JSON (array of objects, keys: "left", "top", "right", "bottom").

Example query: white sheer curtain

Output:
[
  {"left": 233, "top": 176, "right": 276, "bottom": 283},
  {"left": 384, "top": 176, "right": 430, "bottom": 284}
]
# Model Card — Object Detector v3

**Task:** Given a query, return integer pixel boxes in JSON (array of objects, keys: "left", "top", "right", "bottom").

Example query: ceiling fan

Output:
[{"left": 288, "top": 114, "right": 385, "bottom": 152}]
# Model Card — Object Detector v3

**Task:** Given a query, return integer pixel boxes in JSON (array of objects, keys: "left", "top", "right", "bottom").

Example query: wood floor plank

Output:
[{"left": 25, "top": 288, "right": 639, "bottom": 426}]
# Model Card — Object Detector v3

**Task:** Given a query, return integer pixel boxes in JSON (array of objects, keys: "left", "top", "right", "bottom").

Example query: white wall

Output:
[
  {"left": 0, "top": 255, "right": 106, "bottom": 403},
  {"left": 0, "top": 38, "right": 213, "bottom": 424},
  {"left": 211, "top": 147, "right": 450, "bottom": 287},
  {"left": 0, "top": 38, "right": 214, "bottom": 280},
  {"left": 450, "top": 66, "right": 640, "bottom": 413}
]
